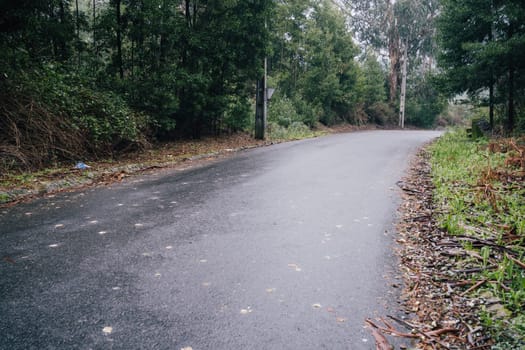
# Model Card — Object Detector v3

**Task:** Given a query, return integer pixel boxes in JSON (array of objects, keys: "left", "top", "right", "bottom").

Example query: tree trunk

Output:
[
  {"left": 387, "top": 2, "right": 400, "bottom": 104},
  {"left": 489, "top": 0, "right": 494, "bottom": 130},
  {"left": 489, "top": 80, "right": 494, "bottom": 129},
  {"left": 508, "top": 60, "right": 515, "bottom": 132},
  {"left": 186, "top": 0, "right": 191, "bottom": 26},
  {"left": 75, "top": 0, "right": 81, "bottom": 67},
  {"left": 115, "top": 0, "right": 124, "bottom": 79},
  {"left": 507, "top": 24, "right": 515, "bottom": 132},
  {"left": 399, "top": 43, "right": 407, "bottom": 128},
  {"left": 93, "top": 0, "right": 97, "bottom": 71},
  {"left": 59, "top": 1, "right": 66, "bottom": 59}
]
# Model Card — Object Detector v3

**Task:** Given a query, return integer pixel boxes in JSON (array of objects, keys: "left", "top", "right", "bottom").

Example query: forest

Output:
[{"left": 1, "top": 0, "right": 524, "bottom": 172}]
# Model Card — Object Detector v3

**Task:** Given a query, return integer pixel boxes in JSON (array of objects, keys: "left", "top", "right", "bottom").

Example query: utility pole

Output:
[
  {"left": 255, "top": 40, "right": 268, "bottom": 139},
  {"left": 255, "top": 62, "right": 266, "bottom": 139},
  {"left": 399, "top": 41, "right": 407, "bottom": 129}
]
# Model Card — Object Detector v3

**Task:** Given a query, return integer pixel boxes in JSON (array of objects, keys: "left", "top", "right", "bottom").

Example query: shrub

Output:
[
  {"left": 268, "top": 95, "right": 300, "bottom": 128},
  {"left": 222, "top": 95, "right": 252, "bottom": 133},
  {"left": 267, "top": 121, "right": 316, "bottom": 140},
  {"left": 0, "top": 66, "right": 148, "bottom": 171},
  {"left": 366, "top": 102, "right": 395, "bottom": 125}
]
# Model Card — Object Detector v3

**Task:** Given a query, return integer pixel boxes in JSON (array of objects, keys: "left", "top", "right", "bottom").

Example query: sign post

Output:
[{"left": 255, "top": 58, "right": 267, "bottom": 140}]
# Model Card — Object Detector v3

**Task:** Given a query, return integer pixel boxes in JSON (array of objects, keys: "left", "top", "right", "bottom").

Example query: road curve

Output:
[{"left": 0, "top": 130, "right": 441, "bottom": 349}]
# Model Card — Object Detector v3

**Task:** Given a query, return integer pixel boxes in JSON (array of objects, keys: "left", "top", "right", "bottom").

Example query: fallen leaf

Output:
[
  {"left": 240, "top": 307, "right": 253, "bottom": 314},
  {"left": 3, "top": 256, "right": 15, "bottom": 264},
  {"left": 288, "top": 263, "right": 302, "bottom": 272},
  {"left": 312, "top": 303, "right": 322, "bottom": 309}
]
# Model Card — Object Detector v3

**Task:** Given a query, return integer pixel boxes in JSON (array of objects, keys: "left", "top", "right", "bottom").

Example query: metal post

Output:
[
  {"left": 399, "top": 42, "right": 407, "bottom": 129},
  {"left": 255, "top": 58, "right": 267, "bottom": 140}
]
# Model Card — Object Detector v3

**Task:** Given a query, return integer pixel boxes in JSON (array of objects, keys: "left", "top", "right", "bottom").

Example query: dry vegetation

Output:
[{"left": 367, "top": 131, "right": 525, "bottom": 349}]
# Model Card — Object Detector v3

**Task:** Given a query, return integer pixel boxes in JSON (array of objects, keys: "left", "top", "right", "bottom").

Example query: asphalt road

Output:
[{"left": 0, "top": 130, "right": 441, "bottom": 350}]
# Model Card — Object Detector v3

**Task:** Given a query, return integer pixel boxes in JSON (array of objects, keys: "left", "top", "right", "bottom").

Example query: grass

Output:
[
  {"left": 267, "top": 121, "right": 327, "bottom": 141},
  {"left": 430, "top": 129, "right": 525, "bottom": 346}
]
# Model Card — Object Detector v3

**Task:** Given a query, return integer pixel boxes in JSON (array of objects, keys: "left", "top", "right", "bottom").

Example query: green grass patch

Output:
[
  {"left": 267, "top": 121, "right": 326, "bottom": 141},
  {"left": 430, "top": 129, "right": 525, "bottom": 346}
]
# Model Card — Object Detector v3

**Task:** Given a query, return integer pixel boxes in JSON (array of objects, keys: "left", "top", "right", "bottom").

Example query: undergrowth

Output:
[
  {"left": 266, "top": 121, "right": 324, "bottom": 141},
  {"left": 0, "top": 66, "right": 148, "bottom": 172},
  {"left": 430, "top": 129, "right": 525, "bottom": 347}
]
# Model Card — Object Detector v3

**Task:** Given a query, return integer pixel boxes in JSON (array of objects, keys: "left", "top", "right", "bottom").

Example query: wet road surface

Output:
[{"left": 0, "top": 130, "right": 441, "bottom": 349}]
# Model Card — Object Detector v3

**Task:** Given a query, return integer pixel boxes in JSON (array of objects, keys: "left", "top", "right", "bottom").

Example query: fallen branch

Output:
[
  {"left": 455, "top": 235, "right": 514, "bottom": 254},
  {"left": 460, "top": 279, "right": 488, "bottom": 297},
  {"left": 506, "top": 254, "right": 525, "bottom": 270},
  {"left": 452, "top": 266, "right": 497, "bottom": 274},
  {"left": 365, "top": 318, "right": 419, "bottom": 339},
  {"left": 387, "top": 315, "right": 453, "bottom": 350},
  {"left": 365, "top": 319, "right": 394, "bottom": 350}
]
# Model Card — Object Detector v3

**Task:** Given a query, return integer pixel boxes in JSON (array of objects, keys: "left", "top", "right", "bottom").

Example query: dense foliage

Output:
[
  {"left": 0, "top": 0, "right": 272, "bottom": 170},
  {"left": 268, "top": 0, "right": 398, "bottom": 128},
  {"left": 437, "top": 0, "right": 525, "bottom": 133},
  {"left": 342, "top": 0, "right": 446, "bottom": 128},
  {"left": 1, "top": 0, "right": 450, "bottom": 171}
]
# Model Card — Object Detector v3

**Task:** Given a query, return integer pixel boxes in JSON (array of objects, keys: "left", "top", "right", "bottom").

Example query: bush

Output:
[
  {"left": 366, "top": 102, "right": 395, "bottom": 125},
  {"left": 267, "top": 121, "right": 315, "bottom": 140},
  {"left": 0, "top": 66, "right": 148, "bottom": 171},
  {"left": 223, "top": 95, "right": 252, "bottom": 133},
  {"left": 292, "top": 97, "right": 320, "bottom": 127},
  {"left": 268, "top": 95, "right": 300, "bottom": 128}
]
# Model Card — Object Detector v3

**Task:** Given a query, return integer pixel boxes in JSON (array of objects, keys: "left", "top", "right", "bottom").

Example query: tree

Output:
[
  {"left": 357, "top": 52, "right": 394, "bottom": 125},
  {"left": 405, "top": 73, "right": 446, "bottom": 127},
  {"left": 269, "top": 0, "right": 361, "bottom": 126},
  {"left": 343, "top": 0, "right": 400, "bottom": 103},
  {"left": 342, "top": 0, "right": 440, "bottom": 126},
  {"left": 437, "top": 0, "right": 525, "bottom": 131}
]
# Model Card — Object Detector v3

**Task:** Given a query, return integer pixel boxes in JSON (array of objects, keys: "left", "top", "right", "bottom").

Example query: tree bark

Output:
[
  {"left": 75, "top": 0, "right": 81, "bottom": 67},
  {"left": 115, "top": 0, "right": 124, "bottom": 79},
  {"left": 508, "top": 60, "right": 515, "bottom": 132},
  {"left": 507, "top": 24, "right": 515, "bottom": 131},
  {"left": 92, "top": 0, "right": 97, "bottom": 74},
  {"left": 489, "top": 0, "right": 494, "bottom": 130},
  {"left": 387, "top": 2, "right": 400, "bottom": 104},
  {"left": 58, "top": 1, "right": 67, "bottom": 60},
  {"left": 489, "top": 79, "right": 494, "bottom": 129},
  {"left": 399, "top": 42, "right": 407, "bottom": 128}
]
